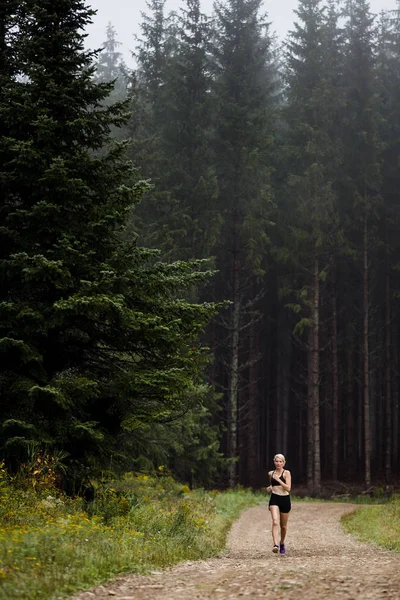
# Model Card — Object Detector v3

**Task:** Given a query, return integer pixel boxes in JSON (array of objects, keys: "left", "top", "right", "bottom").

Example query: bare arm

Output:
[{"left": 266, "top": 471, "right": 273, "bottom": 493}]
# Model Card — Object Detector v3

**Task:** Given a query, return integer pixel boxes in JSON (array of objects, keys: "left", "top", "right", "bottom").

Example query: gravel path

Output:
[{"left": 73, "top": 502, "right": 400, "bottom": 599}]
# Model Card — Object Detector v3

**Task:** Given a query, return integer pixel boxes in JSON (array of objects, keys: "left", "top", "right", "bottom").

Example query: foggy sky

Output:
[{"left": 87, "top": 0, "right": 398, "bottom": 66}]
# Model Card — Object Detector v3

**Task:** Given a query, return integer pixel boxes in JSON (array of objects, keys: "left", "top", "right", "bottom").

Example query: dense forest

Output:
[{"left": 2, "top": 0, "right": 400, "bottom": 494}]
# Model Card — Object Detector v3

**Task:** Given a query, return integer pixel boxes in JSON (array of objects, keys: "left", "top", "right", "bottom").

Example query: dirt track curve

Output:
[{"left": 73, "top": 502, "right": 400, "bottom": 600}]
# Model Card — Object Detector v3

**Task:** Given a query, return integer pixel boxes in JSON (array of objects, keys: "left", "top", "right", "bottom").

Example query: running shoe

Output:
[
  {"left": 279, "top": 543, "right": 286, "bottom": 555},
  {"left": 272, "top": 545, "right": 279, "bottom": 553}
]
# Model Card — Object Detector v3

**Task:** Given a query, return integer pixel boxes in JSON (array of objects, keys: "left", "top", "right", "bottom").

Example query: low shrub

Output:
[{"left": 0, "top": 467, "right": 258, "bottom": 600}]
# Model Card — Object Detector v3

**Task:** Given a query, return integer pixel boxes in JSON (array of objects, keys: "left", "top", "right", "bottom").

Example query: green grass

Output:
[
  {"left": 0, "top": 473, "right": 258, "bottom": 600},
  {"left": 339, "top": 495, "right": 394, "bottom": 505},
  {"left": 341, "top": 499, "right": 400, "bottom": 552},
  {"left": 292, "top": 492, "right": 395, "bottom": 505}
]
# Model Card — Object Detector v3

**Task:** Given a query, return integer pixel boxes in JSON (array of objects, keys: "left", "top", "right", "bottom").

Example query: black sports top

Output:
[{"left": 271, "top": 470, "right": 286, "bottom": 486}]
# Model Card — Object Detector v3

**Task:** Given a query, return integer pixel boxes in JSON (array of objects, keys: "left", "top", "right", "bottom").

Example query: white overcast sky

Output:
[{"left": 86, "top": 0, "right": 398, "bottom": 67}]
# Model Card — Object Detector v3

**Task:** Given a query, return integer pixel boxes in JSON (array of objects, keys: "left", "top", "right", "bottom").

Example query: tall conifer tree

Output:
[
  {"left": 130, "top": 0, "right": 181, "bottom": 254},
  {"left": 284, "top": 0, "right": 343, "bottom": 492},
  {"left": 376, "top": 2, "right": 400, "bottom": 481},
  {"left": 96, "top": 23, "right": 127, "bottom": 99},
  {"left": 212, "top": 0, "right": 274, "bottom": 487},
  {"left": 160, "top": 0, "right": 219, "bottom": 260},
  {"left": 342, "top": 0, "right": 382, "bottom": 488},
  {"left": 0, "top": 0, "right": 219, "bottom": 481}
]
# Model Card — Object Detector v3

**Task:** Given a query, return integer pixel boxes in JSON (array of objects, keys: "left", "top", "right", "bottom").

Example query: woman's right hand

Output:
[{"left": 266, "top": 485, "right": 272, "bottom": 493}]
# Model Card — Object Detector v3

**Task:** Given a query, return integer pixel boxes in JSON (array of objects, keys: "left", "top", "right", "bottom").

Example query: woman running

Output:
[{"left": 266, "top": 453, "right": 291, "bottom": 554}]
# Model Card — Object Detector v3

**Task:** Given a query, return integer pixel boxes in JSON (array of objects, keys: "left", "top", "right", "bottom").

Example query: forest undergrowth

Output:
[
  {"left": 0, "top": 461, "right": 258, "bottom": 600},
  {"left": 1, "top": 454, "right": 399, "bottom": 600}
]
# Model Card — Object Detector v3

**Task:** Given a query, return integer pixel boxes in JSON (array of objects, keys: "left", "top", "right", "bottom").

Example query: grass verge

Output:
[
  {"left": 0, "top": 472, "right": 258, "bottom": 600},
  {"left": 292, "top": 494, "right": 392, "bottom": 504},
  {"left": 341, "top": 500, "right": 400, "bottom": 551}
]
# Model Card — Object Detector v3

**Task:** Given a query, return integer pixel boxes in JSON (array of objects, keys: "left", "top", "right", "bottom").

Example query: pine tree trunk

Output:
[
  {"left": 385, "top": 270, "right": 392, "bottom": 482},
  {"left": 264, "top": 340, "right": 272, "bottom": 469},
  {"left": 298, "top": 404, "right": 304, "bottom": 478},
  {"left": 307, "top": 325, "right": 314, "bottom": 491},
  {"left": 363, "top": 217, "right": 371, "bottom": 489},
  {"left": 275, "top": 312, "right": 290, "bottom": 454},
  {"left": 275, "top": 342, "right": 282, "bottom": 453},
  {"left": 346, "top": 343, "right": 356, "bottom": 477},
  {"left": 282, "top": 331, "right": 292, "bottom": 456},
  {"left": 324, "top": 388, "right": 329, "bottom": 478},
  {"left": 228, "top": 252, "right": 240, "bottom": 489},
  {"left": 312, "top": 250, "right": 321, "bottom": 493},
  {"left": 358, "top": 347, "right": 363, "bottom": 469},
  {"left": 370, "top": 356, "right": 377, "bottom": 467},
  {"left": 393, "top": 335, "right": 399, "bottom": 471},
  {"left": 275, "top": 318, "right": 291, "bottom": 456},
  {"left": 331, "top": 259, "right": 339, "bottom": 481},
  {"left": 247, "top": 321, "right": 258, "bottom": 486}
]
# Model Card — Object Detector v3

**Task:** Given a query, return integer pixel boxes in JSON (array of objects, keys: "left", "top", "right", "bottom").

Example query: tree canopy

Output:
[{"left": 0, "top": 0, "right": 221, "bottom": 486}]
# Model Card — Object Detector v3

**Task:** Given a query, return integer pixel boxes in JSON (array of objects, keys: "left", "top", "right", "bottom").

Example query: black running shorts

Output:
[{"left": 269, "top": 493, "right": 291, "bottom": 513}]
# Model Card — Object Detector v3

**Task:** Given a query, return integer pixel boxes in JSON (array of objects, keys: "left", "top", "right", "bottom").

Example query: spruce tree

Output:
[
  {"left": 128, "top": 0, "right": 175, "bottom": 254},
  {"left": 130, "top": 0, "right": 218, "bottom": 260},
  {"left": 159, "top": 0, "right": 219, "bottom": 260},
  {"left": 342, "top": 0, "right": 382, "bottom": 488},
  {"left": 284, "top": 0, "right": 344, "bottom": 492},
  {"left": 376, "top": 3, "right": 400, "bottom": 482},
  {"left": 135, "top": 0, "right": 168, "bottom": 116},
  {"left": 212, "top": 0, "right": 274, "bottom": 487},
  {"left": 96, "top": 23, "right": 127, "bottom": 99},
  {"left": 0, "top": 0, "right": 219, "bottom": 482}
]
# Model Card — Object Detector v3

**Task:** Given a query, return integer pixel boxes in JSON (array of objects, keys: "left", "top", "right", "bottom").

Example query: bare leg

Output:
[
  {"left": 269, "top": 505, "right": 280, "bottom": 546},
  {"left": 280, "top": 512, "right": 289, "bottom": 543}
]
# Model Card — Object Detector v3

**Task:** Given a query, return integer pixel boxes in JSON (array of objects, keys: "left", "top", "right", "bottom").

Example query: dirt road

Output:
[{"left": 73, "top": 502, "right": 400, "bottom": 599}]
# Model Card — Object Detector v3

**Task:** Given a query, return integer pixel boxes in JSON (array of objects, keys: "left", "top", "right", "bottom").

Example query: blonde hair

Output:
[{"left": 274, "top": 453, "right": 286, "bottom": 465}]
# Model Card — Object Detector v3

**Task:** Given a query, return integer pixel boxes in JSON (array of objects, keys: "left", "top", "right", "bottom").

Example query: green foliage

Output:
[
  {"left": 133, "top": 385, "right": 227, "bottom": 487},
  {"left": 0, "top": 0, "right": 221, "bottom": 483},
  {"left": 272, "top": 0, "right": 345, "bottom": 343},
  {"left": 130, "top": 0, "right": 220, "bottom": 260},
  {"left": 284, "top": 0, "right": 343, "bottom": 237},
  {"left": 0, "top": 470, "right": 258, "bottom": 599},
  {"left": 342, "top": 0, "right": 382, "bottom": 204},
  {"left": 213, "top": 0, "right": 275, "bottom": 271},
  {"left": 293, "top": 317, "right": 312, "bottom": 336},
  {"left": 94, "top": 23, "right": 129, "bottom": 142},
  {"left": 95, "top": 22, "right": 127, "bottom": 96}
]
